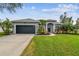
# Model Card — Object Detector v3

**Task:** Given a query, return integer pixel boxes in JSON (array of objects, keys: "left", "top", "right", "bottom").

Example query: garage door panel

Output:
[{"left": 16, "top": 25, "right": 35, "bottom": 34}]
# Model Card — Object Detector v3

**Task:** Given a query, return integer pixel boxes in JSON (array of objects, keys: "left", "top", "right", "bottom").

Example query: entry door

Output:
[{"left": 48, "top": 28, "right": 51, "bottom": 32}]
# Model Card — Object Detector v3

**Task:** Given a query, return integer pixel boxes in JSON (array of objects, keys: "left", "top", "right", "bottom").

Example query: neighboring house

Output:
[{"left": 12, "top": 18, "right": 61, "bottom": 34}]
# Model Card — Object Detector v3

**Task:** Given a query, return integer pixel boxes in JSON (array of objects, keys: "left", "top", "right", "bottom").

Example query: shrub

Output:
[{"left": 0, "top": 18, "right": 12, "bottom": 35}]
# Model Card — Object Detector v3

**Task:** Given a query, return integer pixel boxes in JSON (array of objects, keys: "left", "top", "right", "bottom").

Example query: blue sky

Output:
[{"left": 0, "top": 3, "right": 79, "bottom": 23}]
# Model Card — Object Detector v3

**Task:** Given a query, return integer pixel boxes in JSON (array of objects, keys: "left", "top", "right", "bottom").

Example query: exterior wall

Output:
[
  {"left": 13, "top": 22, "right": 39, "bottom": 34},
  {"left": 12, "top": 21, "right": 60, "bottom": 34}
]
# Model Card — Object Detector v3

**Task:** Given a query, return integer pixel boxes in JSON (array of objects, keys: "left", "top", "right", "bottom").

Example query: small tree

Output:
[{"left": 0, "top": 18, "right": 12, "bottom": 35}]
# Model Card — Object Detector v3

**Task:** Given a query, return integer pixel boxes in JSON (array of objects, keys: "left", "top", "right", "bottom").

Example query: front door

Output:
[
  {"left": 48, "top": 28, "right": 51, "bottom": 32},
  {"left": 47, "top": 23, "right": 53, "bottom": 33}
]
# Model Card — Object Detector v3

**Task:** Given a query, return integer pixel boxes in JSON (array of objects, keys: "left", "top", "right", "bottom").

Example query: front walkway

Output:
[{"left": 0, "top": 34, "right": 34, "bottom": 56}]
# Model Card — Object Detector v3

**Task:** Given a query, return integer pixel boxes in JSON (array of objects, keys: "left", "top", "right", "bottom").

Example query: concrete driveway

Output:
[{"left": 0, "top": 34, "right": 34, "bottom": 56}]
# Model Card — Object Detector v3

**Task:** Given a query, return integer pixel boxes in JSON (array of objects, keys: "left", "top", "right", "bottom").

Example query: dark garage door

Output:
[{"left": 16, "top": 25, "right": 35, "bottom": 34}]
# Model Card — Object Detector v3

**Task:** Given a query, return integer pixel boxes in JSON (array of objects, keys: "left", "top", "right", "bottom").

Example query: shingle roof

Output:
[{"left": 12, "top": 18, "right": 39, "bottom": 23}]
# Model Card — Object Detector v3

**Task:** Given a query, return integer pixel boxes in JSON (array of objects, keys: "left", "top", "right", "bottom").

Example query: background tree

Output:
[
  {"left": 74, "top": 18, "right": 79, "bottom": 34},
  {"left": 0, "top": 3, "right": 22, "bottom": 13},
  {"left": 60, "top": 15, "right": 63, "bottom": 23},
  {"left": 76, "top": 18, "right": 79, "bottom": 25},
  {"left": 0, "top": 3, "right": 23, "bottom": 34},
  {"left": 60, "top": 12, "right": 67, "bottom": 23},
  {"left": 59, "top": 12, "right": 74, "bottom": 33}
]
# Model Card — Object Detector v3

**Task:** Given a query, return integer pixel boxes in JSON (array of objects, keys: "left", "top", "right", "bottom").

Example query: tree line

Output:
[{"left": 56, "top": 12, "right": 79, "bottom": 34}]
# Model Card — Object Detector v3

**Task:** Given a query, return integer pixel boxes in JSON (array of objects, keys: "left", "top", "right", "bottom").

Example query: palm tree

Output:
[{"left": 38, "top": 19, "right": 46, "bottom": 34}]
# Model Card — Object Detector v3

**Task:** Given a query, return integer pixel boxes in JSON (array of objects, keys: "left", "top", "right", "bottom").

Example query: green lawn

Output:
[
  {"left": 21, "top": 34, "right": 79, "bottom": 56},
  {"left": 0, "top": 32, "right": 6, "bottom": 37}
]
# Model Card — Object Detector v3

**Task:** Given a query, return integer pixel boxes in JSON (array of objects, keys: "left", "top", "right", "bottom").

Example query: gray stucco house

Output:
[{"left": 12, "top": 18, "right": 61, "bottom": 34}]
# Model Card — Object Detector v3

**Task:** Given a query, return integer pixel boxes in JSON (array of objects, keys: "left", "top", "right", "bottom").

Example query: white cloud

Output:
[
  {"left": 41, "top": 4, "right": 79, "bottom": 24},
  {"left": 42, "top": 4, "right": 79, "bottom": 13},
  {"left": 68, "top": 13, "right": 79, "bottom": 17},
  {"left": 59, "top": 4, "right": 79, "bottom": 10},
  {"left": 31, "top": 6, "right": 36, "bottom": 10}
]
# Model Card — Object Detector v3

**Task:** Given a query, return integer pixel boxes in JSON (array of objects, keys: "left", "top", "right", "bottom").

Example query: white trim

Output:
[
  {"left": 53, "top": 24, "right": 55, "bottom": 32},
  {"left": 46, "top": 22, "right": 56, "bottom": 33}
]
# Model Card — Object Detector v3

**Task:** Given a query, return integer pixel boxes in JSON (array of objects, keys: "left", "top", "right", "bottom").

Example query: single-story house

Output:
[{"left": 12, "top": 18, "right": 61, "bottom": 34}]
